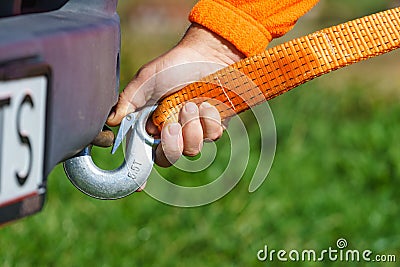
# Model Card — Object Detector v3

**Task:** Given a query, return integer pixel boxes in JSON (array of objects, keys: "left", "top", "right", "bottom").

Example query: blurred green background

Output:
[{"left": 1, "top": 0, "right": 400, "bottom": 266}]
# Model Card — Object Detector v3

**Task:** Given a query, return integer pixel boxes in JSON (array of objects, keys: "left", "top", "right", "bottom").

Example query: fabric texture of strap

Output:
[{"left": 153, "top": 7, "right": 400, "bottom": 131}]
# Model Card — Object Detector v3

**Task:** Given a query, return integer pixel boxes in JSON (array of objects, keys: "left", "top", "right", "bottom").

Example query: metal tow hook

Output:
[{"left": 63, "top": 106, "right": 158, "bottom": 199}]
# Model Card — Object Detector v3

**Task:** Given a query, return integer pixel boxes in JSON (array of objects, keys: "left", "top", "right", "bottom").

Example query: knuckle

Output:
[
  {"left": 183, "top": 141, "right": 203, "bottom": 157},
  {"left": 201, "top": 115, "right": 221, "bottom": 129},
  {"left": 183, "top": 148, "right": 200, "bottom": 157},
  {"left": 206, "top": 131, "right": 222, "bottom": 141},
  {"left": 204, "top": 126, "right": 223, "bottom": 141},
  {"left": 136, "top": 63, "right": 153, "bottom": 78}
]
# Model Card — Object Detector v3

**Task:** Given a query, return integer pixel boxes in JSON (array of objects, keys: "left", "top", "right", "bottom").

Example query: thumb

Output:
[{"left": 106, "top": 77, "right": 149, "bottom": 127}]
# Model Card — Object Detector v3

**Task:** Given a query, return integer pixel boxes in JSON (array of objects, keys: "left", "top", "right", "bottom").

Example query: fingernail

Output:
[
  {"left": 107, "top": 111, "right": 116, "bottom": 121},
  {"left": 184, "top": 102, "right": 198, "bottom": 114},
  {"left": 167, "top": 123, "right": 180, "bottom": 136},
  {"left": 200, "top": 102, "right": 212, "bottom": 109}
]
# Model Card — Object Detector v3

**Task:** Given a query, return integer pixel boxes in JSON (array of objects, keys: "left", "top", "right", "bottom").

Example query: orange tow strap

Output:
[{"left": 152, "top": 7, "right": 400, "bottom": 130}]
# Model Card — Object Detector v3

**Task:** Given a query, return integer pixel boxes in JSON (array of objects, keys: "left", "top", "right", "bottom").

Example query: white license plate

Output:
[{"left": 0, "top": 76, "right": 47, "bottom": 223}]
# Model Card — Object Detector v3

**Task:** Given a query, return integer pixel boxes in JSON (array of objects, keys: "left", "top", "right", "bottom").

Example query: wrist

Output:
[{"left": 179, "top": 23, "right": 245, "bottom": 65}]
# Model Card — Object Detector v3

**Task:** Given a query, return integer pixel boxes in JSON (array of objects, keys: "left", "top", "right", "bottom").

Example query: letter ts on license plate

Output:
[{"left": 0, "top": 76, "right": 47, "bottom": 224}]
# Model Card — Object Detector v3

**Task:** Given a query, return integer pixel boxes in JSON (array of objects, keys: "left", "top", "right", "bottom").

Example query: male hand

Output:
[{"left": 107, "top": 23, "right": 244, "bottom": 167}]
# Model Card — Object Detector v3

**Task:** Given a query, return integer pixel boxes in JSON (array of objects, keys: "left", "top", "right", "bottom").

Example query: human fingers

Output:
[
  {"left": 179, "top": 102, "right": 204, "bottom": 157},
  {"left": 199, "top": 102, "right": 223, "bottom": 141},
  {"left": 153, "top": 102, "right": 223, "bottom": 167},
  {"left": 154, "top": 123, "right": 183, "bottom": 167}
]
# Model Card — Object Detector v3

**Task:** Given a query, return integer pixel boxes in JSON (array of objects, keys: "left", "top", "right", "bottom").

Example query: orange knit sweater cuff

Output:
[{"left": 189, "top": 0, "right": 273, "bottom": 57}]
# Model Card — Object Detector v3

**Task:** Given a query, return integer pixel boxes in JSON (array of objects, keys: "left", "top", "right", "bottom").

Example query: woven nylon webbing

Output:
[{"left": 152, "top": 7, "right": 400, "bottom": 130}]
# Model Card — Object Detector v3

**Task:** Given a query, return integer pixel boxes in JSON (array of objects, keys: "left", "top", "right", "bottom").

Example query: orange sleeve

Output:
[{"left": 189, "top": 0, "right": 319, "bottom": 56}]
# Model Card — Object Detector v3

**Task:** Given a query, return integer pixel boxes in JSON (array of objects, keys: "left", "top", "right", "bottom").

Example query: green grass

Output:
[
  {"left": 1, "top": 1, "right": 400, "bottom": 266},
  {"left": 2, "top": 77, "right": 399, "bottom": 267}
]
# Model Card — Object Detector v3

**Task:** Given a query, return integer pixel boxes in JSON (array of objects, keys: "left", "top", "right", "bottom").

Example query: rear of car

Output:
[{"left": 0, "top": 0, "right": 120, "bottom": 224}]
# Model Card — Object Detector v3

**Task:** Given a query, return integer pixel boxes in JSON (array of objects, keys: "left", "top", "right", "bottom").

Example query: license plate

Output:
[{"left": 0, "top": 74, "right": 47, "bottom": 224}]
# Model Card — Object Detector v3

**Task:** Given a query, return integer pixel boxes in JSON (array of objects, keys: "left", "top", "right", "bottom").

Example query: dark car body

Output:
[{"left": 0, "top": 0, "right": 120, "bottom": 223}]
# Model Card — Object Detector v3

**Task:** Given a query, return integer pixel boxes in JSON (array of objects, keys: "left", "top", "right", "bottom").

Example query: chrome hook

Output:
[{"left": 63, "top": 106, "right": 157, "bottom": 199}]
